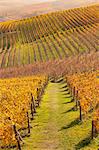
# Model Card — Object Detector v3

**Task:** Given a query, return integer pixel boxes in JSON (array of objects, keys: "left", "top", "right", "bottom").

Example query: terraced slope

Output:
[{"left": 0, "top": 5, "right": 98, "bottom": 68}]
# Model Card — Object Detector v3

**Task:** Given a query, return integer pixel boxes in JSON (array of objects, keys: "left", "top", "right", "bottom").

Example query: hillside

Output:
[{"left": 0, "top": 5, "right": 98, "bottom": 68}]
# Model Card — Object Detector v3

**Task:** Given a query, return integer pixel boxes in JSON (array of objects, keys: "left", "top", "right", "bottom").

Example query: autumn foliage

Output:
[
  {"left": 66, "top": 71, "right": 99, "bottom": 135},
  {"left": 0, "top": 75, "right": 47, "bottom": 148}
]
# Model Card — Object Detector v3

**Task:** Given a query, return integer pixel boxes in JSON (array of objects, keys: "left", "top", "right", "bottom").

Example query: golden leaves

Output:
[
  {"left": 67, "top": 71, "right": 99, "bottom": 131},
  {"left": 0, "top": 75, "right": 47, "bottom": 147}
]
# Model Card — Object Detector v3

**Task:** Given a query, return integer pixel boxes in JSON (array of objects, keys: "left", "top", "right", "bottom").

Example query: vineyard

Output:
[
  {"left": 0, "top": 3, "right": 99, "bottom": 150},
  {"left": 66, "top": 71, "right": 99, "bottom": 138},
  {"left": 0, "top": 72, "right": 99, "bottom": 149},
  {"left": 0, "top": 5, "right": 99, "bottom": 68},
  {"left": 0, "top": 75, "right": 48, "bottom": 148}
]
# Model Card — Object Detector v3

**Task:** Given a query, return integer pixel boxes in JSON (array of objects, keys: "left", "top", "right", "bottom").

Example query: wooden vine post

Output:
[
  {"left": 92, "top": 120, "right": 94, "bottom": 139},
  {"left": 78, "top": 101, "right": 82, "bottom": 121},
  {"left": 27, "top": 111, "right": 30, "bottom": 134},
  {"left": 41, "top": 85, "right": 44, "bottom": 95},
  {"left": 30, "top": 102, "right": 34, "bottom": 120},
  {"left": 30, "top": 93, "right": 36, "bottom": 120},
  {"left": 73, "top": 86, "right": 75, "bottom": 99},
  {"left": 75, "top": 90, "right": 78, "bottom": 110},
  {"left": 69, "top": 83, "right": 72, "bottom": 95},
  {"left": 13, "top": 124, "right": 21, "bottom": 150},
  {"left": 92, "top": 120, "right": 97, "bottom": 139},
  {"left": 72, "top": 86, "right": 75, "bottom": 102},
  {"left": 36, "top": 88, "right": 40, "bottom": 106},
  {"left": 32, "top": 95, "right": 36, "bottom": 113}
]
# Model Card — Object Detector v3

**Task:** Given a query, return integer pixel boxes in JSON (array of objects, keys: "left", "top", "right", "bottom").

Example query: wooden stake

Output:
[
  {"left": 30, "top": 103, "right": 34, "bottom": 120},
  {"left": 73, "top": 87, "right": 75, "bottom": 97},
  {"left": 92, "top": 120, "right": 94, "bottom": 139},
  {"left": 27, "top": 112, "right": 30, "bottom": 134},
  {"left": 13, "top": 125, "right": 21, "bottom": 150},
  {"left": 31, "top": 93, "right": 36, "bottom": 113},
  {"left": 92, "top": 120, "right": 97, "bottom": 139}
]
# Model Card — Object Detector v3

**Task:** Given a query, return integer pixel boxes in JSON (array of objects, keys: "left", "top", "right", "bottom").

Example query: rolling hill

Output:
[{"left": 0, "top": 4, "right": 98, "bottom": 68}]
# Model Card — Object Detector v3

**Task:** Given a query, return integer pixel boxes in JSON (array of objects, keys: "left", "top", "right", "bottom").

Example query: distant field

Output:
[{"left": 0, "top": 5, "right": 99, "bottom": 68}]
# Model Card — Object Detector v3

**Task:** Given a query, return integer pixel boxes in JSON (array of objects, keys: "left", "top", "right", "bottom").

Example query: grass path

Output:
[{"left": 22, "top": 82, "right": 98, "bottom": 150}]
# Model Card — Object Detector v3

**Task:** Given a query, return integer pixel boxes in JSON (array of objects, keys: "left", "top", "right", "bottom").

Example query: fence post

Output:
[
  {"left": 27, "top": 112, "right": 30, "bottom": 134},
  {"left": 72, "top": 86, "right": 75, "bottom": 102},
  {"left": 30, "top": 102, "right": 34, "bottom": 120},
  {"left": 13, "top": 124, "right": 21, "bottom": 150},
  {"left": 75, "top": 90, "right": 78, "bottom": 110},
  {"left": 92, "top": 120, "right": 95, "bottom": 139},
  {"left": 31, "top": 93, "right": 36, "bottom": 113},
  {"left": 92, "top": 120, "right": 97, "bottom": 139}
]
